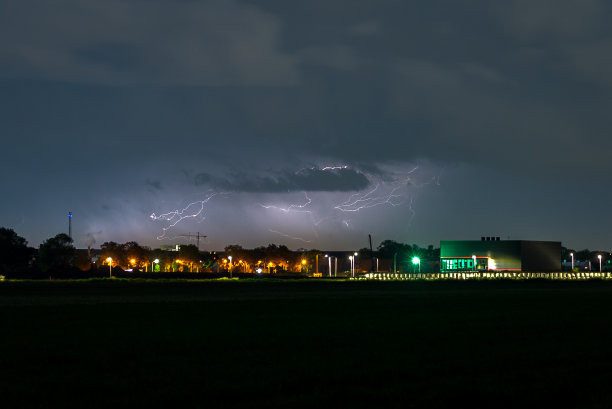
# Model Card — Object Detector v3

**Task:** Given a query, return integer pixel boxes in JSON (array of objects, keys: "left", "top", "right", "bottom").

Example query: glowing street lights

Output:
[
  {"left": 349, "top": 255, "right": 354, "bottom": 278},
  {"left": 598, "top": 254, "right": 602, "bottom": 273},
  {"left": 228, "top": 256, "right": 232, "bottom": 278},
  {"left": 570, "top": 252, "right": 574, "bottom": 270},
  {"left": 353, "top": 252, "right": 358, "bottom": 277},
  {"left": 325, "top": 254, "right": 331, "bottom": 277},
  {"left": 106, "top": 257, "right": 112, "bottom": 277},
  {"left": 152, "top": 258, "right": 159, "bottom": 272}
]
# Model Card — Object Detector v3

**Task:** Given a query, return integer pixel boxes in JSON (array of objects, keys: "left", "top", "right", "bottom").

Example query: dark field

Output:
[{"left": 2, "top": 279, "right": 612, "bottom": 409}]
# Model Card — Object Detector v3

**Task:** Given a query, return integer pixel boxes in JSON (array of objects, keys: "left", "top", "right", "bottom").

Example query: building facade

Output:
[{"left": 440, "top": 239, "right": 561, "bottom": 273}]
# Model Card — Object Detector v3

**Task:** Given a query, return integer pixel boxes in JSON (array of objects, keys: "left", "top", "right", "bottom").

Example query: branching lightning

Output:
[
  {"left": 150, "top": 192, "right": 218, "bottom": 240},
  {"left": 258, "top": 192, "right": 313, "bottom": 214},
  {"left": 333, "top": 166, "right": 418, "bottom": 213},
  {"left": 257, "top": 164, "right": 429, "bottom": 241},
  {"left": 333, "top": 183, "right": 404, "bottom": 212},
  {"left": 150, "top": 164, "right": 440, "bottom": 246}
]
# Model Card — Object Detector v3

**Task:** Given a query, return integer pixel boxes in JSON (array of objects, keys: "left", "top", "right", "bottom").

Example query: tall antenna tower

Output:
[{"left": 68, "top": 212, "right": 72, "bottom": 239}]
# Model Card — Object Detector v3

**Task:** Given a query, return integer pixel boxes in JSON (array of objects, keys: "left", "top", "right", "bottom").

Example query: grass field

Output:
[{"left": 2, "top": 279, "right": 612, "bottom": 408}]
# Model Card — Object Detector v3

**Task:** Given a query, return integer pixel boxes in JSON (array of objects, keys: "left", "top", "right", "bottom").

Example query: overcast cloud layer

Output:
[{"left": 1, "top": 0, "right": 611, "bottom": 251}]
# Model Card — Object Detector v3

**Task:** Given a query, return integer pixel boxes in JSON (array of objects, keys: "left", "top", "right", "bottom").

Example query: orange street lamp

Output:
[{"left": 106, "top": 257, "right": 112, "bottom": 277}]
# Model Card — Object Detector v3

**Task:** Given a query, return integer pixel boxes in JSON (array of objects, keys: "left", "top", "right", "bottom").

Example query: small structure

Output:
[{"left": 440, "top": 239, "right": 561, "bottom": 273}]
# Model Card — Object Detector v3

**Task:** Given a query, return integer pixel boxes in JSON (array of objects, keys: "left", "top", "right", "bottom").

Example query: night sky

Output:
[{"left": 1, "top": 0, "right": 610, "bottom": 251}]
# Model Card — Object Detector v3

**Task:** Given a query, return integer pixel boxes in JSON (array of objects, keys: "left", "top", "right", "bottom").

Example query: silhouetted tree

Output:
[
  {"left": 377, "top": 240, "right": 410, "bottom": 258},
  {"left": 574, "top": 249, "right": 593, "bottom": 263},
  {"left": 179, "top": 244, "right": 200, "bottom": 272},
  {"left": 124, "top": 241, "right": 150, "bottom": 270},
  {"left": 150, "top": 248, "right": 170, "bottom": 272},
  {"left": 38, "top": 233, "right": 75, "bottom": 272},
  {"left": 100, "top": 241, "right": 127, "bottom": 269},
  {"left": 0, "top": 227, "right": 34, "bottom": 274}
]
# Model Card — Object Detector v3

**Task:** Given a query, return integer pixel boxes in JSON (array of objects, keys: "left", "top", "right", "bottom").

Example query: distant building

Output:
[
  {"left": 160, "top": 244, "right": 180, "bottom": 252},
  {"left": 440, "top": 239, "right": 561, "bottom": 272}
]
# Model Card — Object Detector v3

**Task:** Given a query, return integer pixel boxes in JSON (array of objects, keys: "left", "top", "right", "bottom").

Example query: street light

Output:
[
  {"left": 472, "top": 255, "right": 477, "bottom": 272},
  {"left": 349, "top": 255, "right": 354, "bottom": 278},
  {"left": 393, "top": 252, "right": 397, "bottom": 274},
  {"left": 228, "top": 256, "right": 232, "bottom": 277},
  {"left": 598, "top": 254, "right": 602, "bottom": 273},
  {"left": 152, "top": 258, "right": 159, "bottom": 272},
  {"left": 412, "top": 256, "right": 420, "bottom": 273},
  {"left": 106, "top": 257, "right": 112, "bottom": 277},
  {"left": 570, "top": 253, "right": 574, "bottom": 270},
  {"left": 353, "top": 252, "right": 358, "bottom": 277},
  {"left": 325, "top": 254, "right": 331, "bottom": 277}
]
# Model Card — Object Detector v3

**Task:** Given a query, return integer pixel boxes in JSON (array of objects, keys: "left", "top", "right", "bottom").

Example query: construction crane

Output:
[{"left": 176, "top": 232, "right": 207, "bottom": 250}]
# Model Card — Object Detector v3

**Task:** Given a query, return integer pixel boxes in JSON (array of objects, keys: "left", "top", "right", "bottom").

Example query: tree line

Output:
[{"left": 0, "top": 227, "right": 447, "bottom": 277}]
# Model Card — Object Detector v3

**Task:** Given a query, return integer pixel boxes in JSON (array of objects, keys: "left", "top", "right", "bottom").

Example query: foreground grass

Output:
[{"left": 1, "top": 280, "right": 612, "bottom": 408}]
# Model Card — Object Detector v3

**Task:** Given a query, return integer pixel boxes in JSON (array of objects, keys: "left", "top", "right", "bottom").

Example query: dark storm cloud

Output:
[
  {"left": 194, "top": 167, "right": 371, "bottom": 193},
  {"left": 0, "top": 0, "right": 299, "bottom": 86},
  {"left": 145, "top": 179, "right": 163, "bottom": 191},
  {"left": 2, "top": 0, "right": 612, "bottom": 250}
]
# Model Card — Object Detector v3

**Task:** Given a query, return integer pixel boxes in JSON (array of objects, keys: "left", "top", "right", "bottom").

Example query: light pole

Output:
[
  {"left": 228, "top": 256, "right": 232, "bottom": 277},
  {"left": 376, "top": 257, "right": 379, "bottom": 272},
  {"left": 316, "top": 254, "right": 319, "bottom": 276},
  {"left": 152, "top": 258, "right": 159, "bottom": 272},
  {"left": 353, "top": 252, "right": 358, "bottom": 277},
  {"left": 412, "top": 257, "right": 420, "bottom": 273},
  {"left": 472, "top": 255, "right": 477, "bottom": 272},
  {"left": 106, "top": 257, "right": 112, "bottom": 278},
  {"left": 349, "top": 256, "right": 354, "bottom": 278},
  {"left": 570, "top": 253, "right": 574, "bottom": 270},
  {"left": 325, "top": 255, "right": 331, "bottom": 277},
  {"left": 598, "top": 255, "right": 602, "bottom": 273}
]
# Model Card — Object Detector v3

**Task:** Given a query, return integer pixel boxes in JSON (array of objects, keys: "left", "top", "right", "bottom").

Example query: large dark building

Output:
[{"left": 440, "top": 239, "right": 561, "bottom": 272}]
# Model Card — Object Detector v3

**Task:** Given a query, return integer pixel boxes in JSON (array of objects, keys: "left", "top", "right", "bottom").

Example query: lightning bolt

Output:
[
  {"left": 333, "top": 178, "right": 410, "bottom": 212},
  {"left": 258, "top": 192, "right": 313, "bottom": 214},
  {"left": 331, "top": 165, "right": 420, "bottom": 213},
  {"left": 267, "top": 229, "right": 313, "bottom": 243},
  {"left": 150, "top": 192, "right": 218, "bottom": 240},
  {"left": 258, "top": 165, "right": 428, "bottom": 236},
  {"left": 320, "top": 165, "right": 349, "bottom": 171}
]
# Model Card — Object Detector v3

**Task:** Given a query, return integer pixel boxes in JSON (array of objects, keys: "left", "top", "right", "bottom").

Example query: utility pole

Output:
[
  {"left": 394, "top": 252, "right": 397, "bottom": 274},
  {"left": 68, "top": 212, "right": 72, "bottom": 239},
  {"left": 369, "top": 234, "right": 375, "bottom": 274}
]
